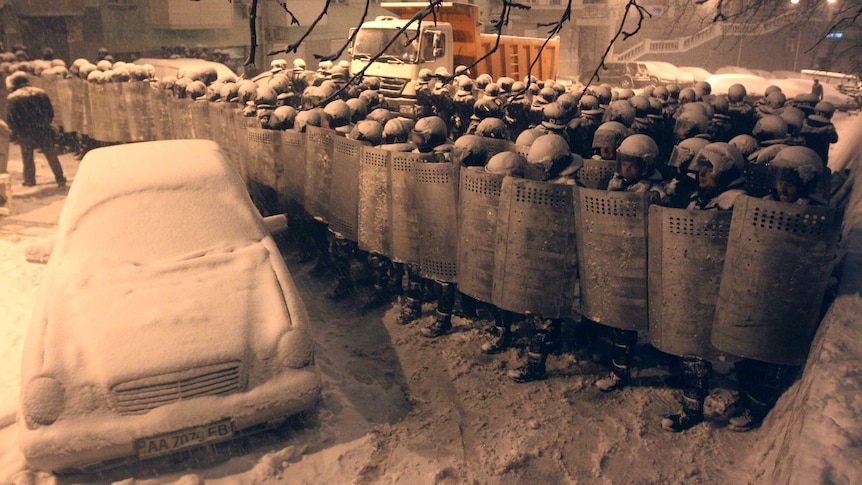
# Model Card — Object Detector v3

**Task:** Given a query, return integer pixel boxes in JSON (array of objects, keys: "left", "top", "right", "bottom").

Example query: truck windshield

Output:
[{"left": 353, "top": 28, "right": 420, "bottom": 64}]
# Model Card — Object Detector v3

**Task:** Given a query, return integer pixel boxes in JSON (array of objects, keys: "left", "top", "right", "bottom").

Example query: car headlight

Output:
[
  {"left": 277, "top": 328, "right": 314, "bottom": 369},
  {"left": 22, "top": 376, "right": 65, "bottom": 428}
]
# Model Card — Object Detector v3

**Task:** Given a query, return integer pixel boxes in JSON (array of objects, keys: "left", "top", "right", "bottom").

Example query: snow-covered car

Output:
[
  {"left": 133, "top": 57, "right": 237, "bottom": 82},
  {"left": 638, "top": 61, "right": 695, "bottom": 86},
  {"left": 706, "top": 73, "right": 859, "bottom": 111},
  {"left": 18, "top": 140, "right": 321, "bottom": 473},
  {"left": 678, "top": 66, "right": 713, "bottom": 83}
]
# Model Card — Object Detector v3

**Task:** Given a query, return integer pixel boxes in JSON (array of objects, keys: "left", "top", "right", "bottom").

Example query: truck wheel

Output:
[
  {"left": 621, "top": 76, "right": 633, "bottom": 89},
  {"left": 650, "top": 77, "right": 660, "bottom": 86}
]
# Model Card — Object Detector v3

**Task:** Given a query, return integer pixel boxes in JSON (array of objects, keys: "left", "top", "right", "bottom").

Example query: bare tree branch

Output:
[
  {"left": 312, "top": 0, "right": 372, "bottom": 61},
  {"left": 269, "top": 0, "right": 333, "bottom": 56},
  {"left": 244, "top": 0, "right": 259, "bottom": 67},
  {"left": 274, "top": 1, "right": 301, "bottom": 26}
]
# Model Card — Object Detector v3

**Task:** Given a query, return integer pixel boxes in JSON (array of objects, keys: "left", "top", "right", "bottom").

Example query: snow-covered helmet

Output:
[
  {"left": 451, "top": 134, "right": 488, "bottom": 167},
  {"left": 541, "top": 102, "right": 569, "bottom": 130},
  {"left": 606, "top": 100, "right": 635, "bottom": 127},
  {"left": 728, "top": 83, "right": 747, "bottom": 103},
  {"left": 616, "top": 134, "right": 660, "bottom": 179},
  {"left": 768, "top": 146, "right": 823, "bottom": 201},
  {"left": 294, "top": 109, "right": 323, "bottom": 132},
  {"left": 668, "top": 137, "right": 710, "bottom": 171},
  {"left": 324, "top": 99, "right": 352, "bottom": 129},
  {"left": 728, "top": 134, "right": 759, "bottom": 160},
  {"left": 410, "top": 116, "right": 448, "bottom": 152},
  {"left": 476, "top": 117, "right": 509, "bottom": 140},
  {"left": 349, "top": 119, "right": 384, "bottom": 145},
  {"left": 592, "top": 121, "right": 629, "bottom": 150},
  {"left": 5, "top": 71, "right": 28, "bottom": 91},
  {"left": 689, "top": 142, "right": 745, "bottom": 189},
  {"left": 515, "top": 127, "right": 545, "bottom": 147},
  {"left": 486, "top": 151, "right": 526, "bottom": 177},
  {"left": 525, "top": 133, "right": 573, "bottom": 181},
  {"left": 383, "top": 117, "right": 412, "bottom": 144},
  {"left": 752, "top": 115, "right": 789, "bottom": 146}
]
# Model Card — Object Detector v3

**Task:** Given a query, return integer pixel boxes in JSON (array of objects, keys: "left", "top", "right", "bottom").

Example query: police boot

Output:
[
  {"left": 454, "top": 292, "right": 479, "bottom": 319},
  {"left": 482, "top": 310, "right": 512, "bottom": 354},
  {"left": 421, "top": 310, "right": 453, "bottom": 338},
  {"left": 508, "top": 338, "right": 548, "bottom": 383},
  {"left": 361, "top": 282, "right": 390, "bottom": 310},
  {"left": 398, "top": 296, "right": 422, "bottom": 325},
  {"left": 596, "top": 328, "right": 638, "bottom": 392},
  {"left": 662, "top": 355, "right": 712, "bottom": 432},
  {"left": 727, "top": 390, "right": 769, "bottom": 432}
]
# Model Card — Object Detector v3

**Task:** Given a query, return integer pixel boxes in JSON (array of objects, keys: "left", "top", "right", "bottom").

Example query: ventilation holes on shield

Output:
[
  {"left": 362, "top": 151, "right": 388, "bottom": 168},
  {"left": 751, "top": 208, "right": 829, "bottom": 236},
  {"left": 464, "top": 173, "right": 502, "bottom": 197},
  {"left": 515, "top": 185, "right": 569, "bottom": 208},
  {"left": 583, "top": 195, "right": 640, "bottom": 217},
  {"left": 667, "top": 216, "right": 731, "bottom": 238}
]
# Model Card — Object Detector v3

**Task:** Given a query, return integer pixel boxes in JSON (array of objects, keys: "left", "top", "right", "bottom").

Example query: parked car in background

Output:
[
  {"left": 133, "top": 57, "right": 238, "bottom": 81},
  {"left": 18, "top": 140, "right": 321, "bottom": 473},
  {"left": 706, "top": 73, "right": 858, "bottom": 111},
  {"left": 639, "top": 61, "right": 695, "bottom": 86},
  {"left": 587, "top": 61, "right": 653, "bottom": 88}
]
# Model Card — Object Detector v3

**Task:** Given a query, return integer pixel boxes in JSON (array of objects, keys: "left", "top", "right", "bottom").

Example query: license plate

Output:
[{"left": 135, "top": 419, "right": 234, "bottom": 459}]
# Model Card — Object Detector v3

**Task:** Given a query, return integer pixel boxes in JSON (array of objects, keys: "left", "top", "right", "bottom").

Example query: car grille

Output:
[
  {"left": 110, "top": 361, "right": 243, "bottom": 415},
  {"left": 378, "top": 76, "right": 408, "bottom": 97}
]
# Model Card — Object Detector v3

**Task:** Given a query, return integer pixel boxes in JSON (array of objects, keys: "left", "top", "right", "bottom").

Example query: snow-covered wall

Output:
[{"left": 749, "top": 117, "right": 862, "bottom": 484}]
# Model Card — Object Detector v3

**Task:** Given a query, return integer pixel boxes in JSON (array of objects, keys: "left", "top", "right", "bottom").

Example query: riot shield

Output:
[
  {"left": 106, "top": 83, "right": 131, "bottom": 142},
  {"left": 492, "top": 178, "right": 578, "bottom": 318},
  {"left": 168, "top": 97, "right": 195, "bottom": 140},
  {"left": 150, "top": 89, "right": 172, "bottom": 141},
  {"left": 191, "top": 99, "right": 211, "bottom": 141},
  {"left": 233, "top": 111, "right": 252, "bottom": 184},
  {"left": 577, "top": 159, "right": 616, "bottom": 190},
  {"left": 357, "top": 146, "right": 391, "bottom": 256},
  {"left": 279, "top": 130, "right": 306, "bottom": 205},
  {"left": 457, "top": 167, "right": 504, "bottom": 303},
  {"left": 711, "top": 196, "right": 842, "bottom": 366},
  {"left": 390, "top": 151, "right": 421, "bottom": 265},
  {"left": 329, "top": 136, "right": 363, "bottom": 241},
  {"left": 70, "top": 78, "right": 90, "bottom": 135},
  {"left": 41, "top": 76, "right": 61, "bottom": 128},
  {"left": 304, "top": 126, "right": 334, "bottom": 222},
  {"left": 122, "top": 81, "right": 155, "bottom": 142},
  {"left": 414, "top": 159, "right": 460, "bottom": 282},
  {"left": 483, "top": 138, "right": 515, "bottom": 159},
  {"left": 55, "top": 78, "right": 74, "bottom": 132},
  {"left": 87, "top": 83, "right": 112, "bottom": 141},
  {"left": 575, "top": 188, "right": 650, "bottom": 331},
  {"left": 246, "top": 127, "right": 280, "bottom": 189},
  {"left": 648, "top": 205, "right": 732, "bottom": 359}
]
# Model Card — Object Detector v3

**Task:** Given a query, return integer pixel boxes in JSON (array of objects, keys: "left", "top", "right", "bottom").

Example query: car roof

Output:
[{"left": 133, "top": 57, "right": 237, "bottom": 81}]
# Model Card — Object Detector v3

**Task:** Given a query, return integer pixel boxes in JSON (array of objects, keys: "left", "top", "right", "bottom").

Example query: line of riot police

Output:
[{"left": 18, "top": 56, "right": 846, "bottom": 434}]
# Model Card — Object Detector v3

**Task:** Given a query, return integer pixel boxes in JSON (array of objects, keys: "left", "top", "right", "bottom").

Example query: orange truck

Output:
[{"left": 349, "top": 1, "right": 560, "bottom": 116}]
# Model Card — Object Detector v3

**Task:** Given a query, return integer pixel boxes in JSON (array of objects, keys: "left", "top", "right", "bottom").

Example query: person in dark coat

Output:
[{"left": 6, "top": 71, "right": 65, "bottom": 187}]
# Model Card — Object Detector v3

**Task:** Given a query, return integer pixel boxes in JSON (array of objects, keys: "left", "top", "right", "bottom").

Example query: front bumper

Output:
[{"left": 19, "top": 367, "right": 321, "bottom": 473}]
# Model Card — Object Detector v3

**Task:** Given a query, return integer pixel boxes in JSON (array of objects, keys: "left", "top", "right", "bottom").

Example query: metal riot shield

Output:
[
  {"left": 648, "top": 206, "right": 732, "bottom": 359},
  {"left": 70, "top": 78, "right": 89, "bottom": 135},
  {"left": 577, "top": 159, "right": 616, "bottom": 190},
  {"left": 711, "top": 196, "right": 842, "bottom": 366},
  {"left": 150, "top": 89, "right": 172, "bottom": 141},
  {"left": 122, "top": 81, "right": 155, "bottom": 142},
  {"left": 457, "top": 167, "right": 504, "bottom": 303},
  {"left": 246, "top": 127, "right": 280, "bottom": 189},
  {"left": 41, "top": 76, "right": 61, "bottom": 128},
  {"left": 492, "top": 178, "right": 578, "bottom": 318},
  {"left": 191, "top": 99, "right": 211, "bottom": 141},
  {"left": 304, "top": 126, "right": 334, "bottom": 222},
  {"left": 329, "top": 136, "right": 363, "bottom": 241},
  {"left": 278, "top": 130, "right": 306, "bottom": 204},
  {"left": 414, "top": 159, "right": 460, "bottom": 282},
  {"left": 575, "top": 188, "right": 650, "bottom": 331},
  {"left": 483, "top": 138, "right": 515, "bottom": 159},
  {"left": 232, "top": 112, "right": 253, "bottom": 184},
  {"left": 168, "top": 97, "right": 195, "bottom": 140},
  {"left": 87, "top": 82, "right": 113, "bottom": 141},
  {"left": 357, "top": 146, "right": 391, "bottom": 256},
  {"left": 55, "top": 78, "right": 74, "bottom": 133},
  {"left": 106, "top": 83, "right": 131, "bottom": 142},
  {"left": 390, "top": 151, "right": 421, "bottom": 265}
]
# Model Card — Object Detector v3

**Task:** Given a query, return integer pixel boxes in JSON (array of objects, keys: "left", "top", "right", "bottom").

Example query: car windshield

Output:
[
  {"left": 62, "top": 188, "right": 262, "bottom": 264},
  {"left": 353, "top": 27, "right": 420, "bottom": 64}
]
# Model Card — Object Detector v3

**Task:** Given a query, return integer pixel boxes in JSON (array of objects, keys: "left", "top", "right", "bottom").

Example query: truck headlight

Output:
[{"left": 22, "top": 376, "right": 65, "bottom": 428}]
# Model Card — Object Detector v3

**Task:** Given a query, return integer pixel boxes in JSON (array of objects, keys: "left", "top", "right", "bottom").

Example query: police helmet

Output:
[
  {"left": 592, "top": 121, "right": 630, "bottom": 150},
  {"left": 616, "top": 134, "right": 660, "bottom": 179},
  {"left": 689, "top": 142, "right": 745, "bottom": 189},
  {"left": 237, "top": 80, "right": 259, "bottom": 104},
  {"left": 324, "top": 99, "right": 352, "bottom": 128},
  {"left": 293, "top": 58, "right": 307, "bottom": 71},
  {"left": 410, "top": 116, "right": 449, "bottom": 152},
  {"left": 383, "top": 117, "right": 412, "bottom": 144},
  {"left": 768, "top": 146, "right": 823, "bottom": 200},
  {"left": 606, "top": 100, "right": 635, "bottom": 127},
  {"left": 484, "top": 82, "right": 501, "bottom": 98},
  {"left": 667, "top": 137, "right": 710, "bottom": 171},
  {"left": 764, "top": 85, "right": 782, "bottom": 97},
  {"left": 515, "top": 127, "right": 545, "bottom": 147},
  {"left": 526, "top": 133, "right": 574, "bottom": 181},
  {"left": 346, "top": 97, "right": 368, "bottom": 124},
  {"left": 780, "top": 106, "right": 806, "bottom": 135},
  {"left": 764, "top": 91, "right": 786, "bottom": 110},
  {"left": 5, "top": 71, "right": 28, "bottom": 91},
  {"left": 272, "top": 106, "right": 297, "bottom": 130},
  {"left": 541, "top": 102, "right": 569, "bottom": 130},
  {"left": 752, "top": 115, "right": 789, "bottom": 145},
  {"left": 579, "top": 94, "right": 601, "bottom": 114},
  {"left": 497, "top": 76, "right": 515, "bottom": 93},
  {"left": 679, "top": 87, "right": 698, "bottom": 104},
  {"left": 653, "top": 85, "right": 669, "bottom": 100},
  {"left": 268, "top": 74, "right": 292, "bottom": 94},
  {"left": 476, "top": 117, "right": 509, "bottom": 140},
  {"left": 486, "top": 151, "right": 526, "bottom": 177},
  {"left": 220, "top": 81, "right": 239, "bottom": 102},
  {"left": 473, "top": 98, "right": 503, "bottom": 120},
  {"left": 451, "top": 134, "right": 488, "bottom": 167},
  {"left": 186, "top": 80, "right": 208, "bottom": 100},
  {"left": 630, "top": 95, "right": 650, "bottom": 118},
  {"left": 666, "top": 83, "right": 681, "bottom": 99},
  {"left": 673, "top": 109, "right": 710, "bottom": 141},
  {"left": 365, "top": 107, "right": 393, "bottom": 126},
  {"left": 728, "top": 134, "right": 759, "bottom": 160},
  {"left": 814, "top": 101, "right": 835, "bottom": 120},
  {"left": 617, "top": 88, "right": 635, "bottom": 100},
  {"left": 295, "top": 109, "right": 323, "bottom": 132},
  {"left": 349, "top": 119, "right": 384, "bottom": 146},
  {"left": 475, "top": 73, "right": 493, "bottom": 91},
  {"left": 695, "top": 81, "right": 712, "bottom": 96},
  {"left": 270, "top": 59, "right": 288, "bottom": 73},
  {"left": 728, "top": 83, "right": 747, "bottom": 103}
]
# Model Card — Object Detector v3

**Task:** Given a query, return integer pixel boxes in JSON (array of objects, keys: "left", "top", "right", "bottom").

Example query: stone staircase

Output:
[{"left": 614, "top": 11, "right": 798, "bottom": 62}]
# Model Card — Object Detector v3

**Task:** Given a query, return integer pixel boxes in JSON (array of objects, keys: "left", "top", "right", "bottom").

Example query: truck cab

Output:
[{"left": 350, "top": 16, "right": 454, "bottom": 116}]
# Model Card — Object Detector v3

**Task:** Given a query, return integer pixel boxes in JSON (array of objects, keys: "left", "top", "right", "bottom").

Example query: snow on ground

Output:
[{"left": 0, "top": 113, "right": 859, "bottom": 483}]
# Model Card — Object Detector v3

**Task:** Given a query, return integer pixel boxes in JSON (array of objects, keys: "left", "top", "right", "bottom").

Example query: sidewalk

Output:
[{"left": 0, "top": 143, "right": 80, "bottom": 239}]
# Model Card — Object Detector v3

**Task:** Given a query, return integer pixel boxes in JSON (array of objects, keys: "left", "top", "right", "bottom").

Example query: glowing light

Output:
[{"left": 790, "top": 0, "right": 800, "bottom": 4}]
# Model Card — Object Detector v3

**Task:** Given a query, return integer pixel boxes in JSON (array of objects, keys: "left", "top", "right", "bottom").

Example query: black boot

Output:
[
  {"left": 508, "top": 348, "right": 547, "bottom": 383},
  {"left": 662, "top": 355, "right": 711, "bottom": 432},
  {"left": 482, "top": 309, "right": 512, "bottom": 354},
  {"left": 596, "top": 328, "right": 637, "bottom": 392},
  {"left": 421, "top": 310, "right": 452, "bottom": 338},
  {"left": 398, "top": 296, "right": 422, "bottom": 325},
  {"left": 727, "top": 391, "right": 769, "bottom": 432}
]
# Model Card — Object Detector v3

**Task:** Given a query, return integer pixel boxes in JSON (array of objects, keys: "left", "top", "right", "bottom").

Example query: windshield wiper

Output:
[
  {"left": 377, "top": 54, "right": 405, "bottom": 64},
  {"left": 353, "top": 53, "right": 371, "bottom": 60}
]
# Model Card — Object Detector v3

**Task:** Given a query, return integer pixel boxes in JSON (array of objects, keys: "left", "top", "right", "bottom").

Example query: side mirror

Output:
[{"left": 433, "top": 47, "right": 444, "bottom": 58}]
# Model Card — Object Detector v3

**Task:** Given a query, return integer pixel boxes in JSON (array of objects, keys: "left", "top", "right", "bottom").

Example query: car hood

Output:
[{"left": 42, "top": 243, "right": 289, "bottom": 388}]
